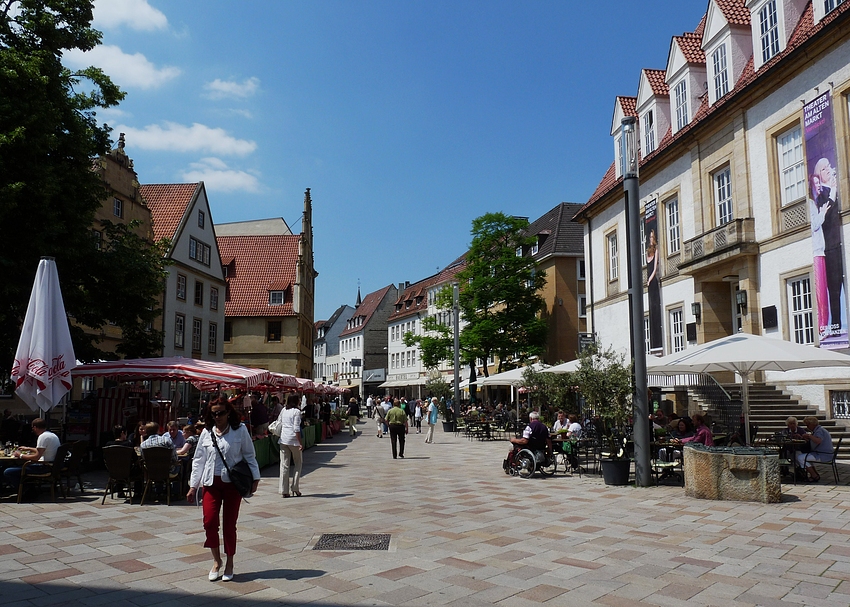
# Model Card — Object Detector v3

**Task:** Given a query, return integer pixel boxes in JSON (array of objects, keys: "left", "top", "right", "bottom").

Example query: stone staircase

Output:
[{"left": 720, "top": 382, "right": 850, "bottom": 460}]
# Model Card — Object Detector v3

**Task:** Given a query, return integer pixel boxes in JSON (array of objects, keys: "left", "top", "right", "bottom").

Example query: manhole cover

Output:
[{"left": 313, "top": 533, "right": 391, "bottom": 551}]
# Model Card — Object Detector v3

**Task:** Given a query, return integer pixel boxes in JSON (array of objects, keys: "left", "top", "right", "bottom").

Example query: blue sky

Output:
[{"left": 70, "top": 1, "right": 707, "bottom": 321}]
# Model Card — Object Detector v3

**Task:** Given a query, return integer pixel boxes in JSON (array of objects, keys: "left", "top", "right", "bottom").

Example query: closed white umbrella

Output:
[
  {"left": 646, "top": 332, "right": 850, "bottom": 443},
  {"left": 12, "top": 257, "right": 77, "bottom": 413},
  {"left": 478, "top": 362, "right": 550, "bottom": 387}
]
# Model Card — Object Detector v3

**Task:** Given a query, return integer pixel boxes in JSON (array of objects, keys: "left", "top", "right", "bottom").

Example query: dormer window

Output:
[
  {"left": 530, "top": 238, "right": 539, "bottom": 256},
  {"left": 674, "top": 80, "right": 689, "bottom": 130},
  {"left": 269, "top": 290, "right": 285, "bottom": 306},
  {"left": 643, "top": 110, "right": 655, "bottom": 154},
  {"left": 516, "top": 246, "right": 523, "bottom": 257},
  {"left": 758, "top": 0, "right": 780, "bottom": 63},
  {"left": 712, "top": 44, "right": 729, "bottom": 100}
]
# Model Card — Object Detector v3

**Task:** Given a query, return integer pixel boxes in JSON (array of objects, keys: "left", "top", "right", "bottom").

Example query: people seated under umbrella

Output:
[{"left": 796, "top": 416, "right": 833, "bottom": 483}]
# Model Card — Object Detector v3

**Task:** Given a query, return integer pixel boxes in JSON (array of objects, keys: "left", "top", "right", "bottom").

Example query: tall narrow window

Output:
[
  {"left": 777, "top": 125, "right": 806, "bottom": 206},
  {"left": 670, "top": 308, "right": 685, "bottom": 353},
  {"left": 825, "top": 0, "right": 846, "bottom": 13},
  {"left": 674, "top": 80, "right": 689, "bottom": 130},
  {"left": 208, "top": 322, "right": 217, "bottom": 353},
  {"left": 224, "top": 321, "right": 232, "bottom": 342},
  {"left": 176, "top": 274, "right": 186, "bottom": 300},
  {"left": 714, "top": 167, "right": 733, "bottom": 226},
  {"left": 666, "top": 198, "right": 681, "bottom": 254},
  {"left": 577, "top": 258, "right": 586, "bottom": 280},
  {"left": 712, "top": 45, "right": 729, "bottom": 100},
  {"left": 787, "top": 276, "right": 814, "bottom": 345},
  {"left": 607, "top": 232, "right": 619, "bottom": 281},
  {"left": 210, "top": 287, "right": 219, "bottom": 311},
  {"left": 759, "top": 0, "right": 780, "bottom": 63},
  {"left": 174, "top": 314, "right": 185, "bottom": 349},
  {"left": 198, "top": 210, "right": 205, "bottom": 228},
  {"left": 113, "top": 198, "right": 123, "bottom": 218},
  {"left": 578, "top": 295, "right": 587, "bottom": 318},
  {"left": 192, "top": 318, "right": 202, "bottom": 351},
  {"left": 194, "top": 281, "right": 203, "bottom": 306},
  {"left": 643, "top": 110, "right": 655, "bottom": 153}
]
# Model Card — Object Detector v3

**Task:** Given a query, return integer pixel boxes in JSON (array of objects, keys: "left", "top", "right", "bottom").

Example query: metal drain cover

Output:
[{"left": 313, "top": 533, "right": 390, "bottom": 551}]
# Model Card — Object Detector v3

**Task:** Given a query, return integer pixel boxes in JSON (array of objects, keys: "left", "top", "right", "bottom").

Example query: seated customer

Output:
[
  {"left": 106, "top": 425, "right": 132, "bottom": 447},
  {"left": 551, "top": 410, "right": 569, "bottom": 433},
  {"left": 163, "top": 421, "right": 186, "bottom": 450},
  {"left": 671, "top": 419, "right": 694, "bottom": 440},
  {"left": 673, "top": 413, "right": 713, "bottom": 447},
  {"left": 510, "top": 412, "right": 552, "bottom": 456},
  {"left": 3, "top": 418, "right": 61, "bottom": 495},
  {"left": 140, "top": 422, "right": 177, "bottom": 463},
  {"left": 566, "top": 414, "right": 582, "bottom": 438},
  {"left": 797, "top": 416, "right": 833, "bottom": 482},
  {"left": 176, "top": 424, "right": 198, "bottom": 458},
  {"left": 783, "top": 416, "right": 807, "bottom": 439}
]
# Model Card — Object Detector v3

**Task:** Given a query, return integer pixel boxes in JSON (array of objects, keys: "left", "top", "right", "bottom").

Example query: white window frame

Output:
[
  {"left": 113, "top": 197, "right": 123, "bottom": 218},
  {"left": 666, "top": 198, "right": 680, "bottom": 254},
  {"left": 712, "top": 44, "right": 729, "bottom": 100},
  {"left": 759, "top": 0, "right": 780, "bottom": 63},
  {"left": 269, "top": 290, "right": 284, "bottom": 306},
  {"left": 714, "top": 167, "right": 734, "bottom": 226},
  {"left": 208, "top": 322, "right": 217, "bottom": 354},
  {"left": 607, "top": 232, "right": 619, "bottom": 282},
  {"left": 174, "top": 313, "right": 185, "bottom": 349},
  {"left": 669, "top": 308, "right": 685, "bottom": 353},
  {"left": 643, "top": 110, "right": 655, "bottom": 154},
  {"left": 674, "top": 80, "right": 689, "bottom": 130},
  {"left": 210, "top": 287, "right": 219, "bottom": 311},
  {"left": 578, "top": 294, "right": 587, "bottom": 318},
  {"left": 787, "top": 275, "right": 814, "bottom": 345},
  {"left": 176, "top": 274, "right": 186, "bottom": 300},
  {"left": 577, "top": 258, "right": 585, "bottom": 281},
  {"left": 777, "top": 125, "right": 806, "bottom": 206},
  {"left": 192, "top": 318, "right": 202, "bottom": 351}
]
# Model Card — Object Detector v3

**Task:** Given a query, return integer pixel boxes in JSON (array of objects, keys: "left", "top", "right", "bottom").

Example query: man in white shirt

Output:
[{"left": 3, "top": 418, "right": 61, "bottom": 494}]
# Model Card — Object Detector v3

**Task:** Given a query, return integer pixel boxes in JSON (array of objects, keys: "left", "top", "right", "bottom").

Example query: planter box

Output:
[{"left": 601, "top": 459, "right": 631, "bottom": 485}]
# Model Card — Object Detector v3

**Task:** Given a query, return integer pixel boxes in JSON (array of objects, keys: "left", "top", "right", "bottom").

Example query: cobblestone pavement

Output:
[{"left": 1, "top": 423, "right": 849, "bottom": 606}]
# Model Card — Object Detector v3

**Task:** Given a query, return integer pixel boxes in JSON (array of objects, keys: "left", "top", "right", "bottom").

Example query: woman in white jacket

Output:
[
  {"left": 277, "top": 394, "right": 303, "bottom": 497},
  {"left": 188, "top": 396, "right": 260, "bottom": 582}
]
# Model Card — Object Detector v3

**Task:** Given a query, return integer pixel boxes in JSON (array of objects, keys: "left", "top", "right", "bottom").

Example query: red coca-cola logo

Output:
[{"left": 27, "top": 358, "right": 48, "bottom": 378}]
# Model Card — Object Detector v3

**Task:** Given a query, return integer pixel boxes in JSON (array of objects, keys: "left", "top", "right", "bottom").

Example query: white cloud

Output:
[
  {"left": 93, "top": 0, "right": 168, "bottom": 31},
  {"left": 64, "top": 45, "right": 180, "bottom": 89},
  {"left": 181, "top": 158, "right": 261, "bottom": 193},
  {"left": 116, "top": 122, "right": 257, "bottom": 156},
  {"left": 204, "top": 77, "right": 260, "bottom": 100}
]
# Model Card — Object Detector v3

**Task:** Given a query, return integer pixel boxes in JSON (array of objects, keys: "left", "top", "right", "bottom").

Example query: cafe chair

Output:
[
  {"left": 140, "top": 446, "right": 181, "bottom": 506},
  {"left": 102, "top": 445, "right": 141, "bottom": 504},
  {"left": 17, "top": 443, "right": 71, "bottom": 504},
  {"left": 61, "top": 440, "right": 88, "bottom": 495},
  {"left": 652, "top": 446, "right": 683, "bottom": 486},
  {"left": 803, "top": 436, "right": 843, "bottom": 484}
]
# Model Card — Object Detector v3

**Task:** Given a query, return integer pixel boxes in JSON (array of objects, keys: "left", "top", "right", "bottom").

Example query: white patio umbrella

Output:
[
  {"left": 542, "top": 359, "right": 580, "bottom": 374},
  {"left": 11, "top": 257, "right": 77, "bottom": 413},
  {"left": 645, "top": 332, "right": 850, "bottom": 444},
  {"left": 478, "top": 362, "right": 550, "bottom": 420}
]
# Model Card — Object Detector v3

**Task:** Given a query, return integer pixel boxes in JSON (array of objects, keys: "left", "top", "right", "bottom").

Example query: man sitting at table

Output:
[
  {"left": 552, "top": 410, "right": 569, "bottom": 434},
  {"left": 3, "top": 418, "right": 61, "bottom": 497},
  {"left": 510, "top": 412, "right": 552, "bottom": 458}
]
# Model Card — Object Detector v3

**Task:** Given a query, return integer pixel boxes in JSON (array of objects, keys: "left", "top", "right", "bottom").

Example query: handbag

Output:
[
  {"left": 210, "top": 429, "right": 254, "bottom": 498},
  {"left": 268, "top": 418, "right": 282, "bottom": 437}
]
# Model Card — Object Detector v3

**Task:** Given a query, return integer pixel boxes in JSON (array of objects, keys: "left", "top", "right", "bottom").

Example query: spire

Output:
[{"left": 356, "top": 280, "right": 362, "bottom": 308}]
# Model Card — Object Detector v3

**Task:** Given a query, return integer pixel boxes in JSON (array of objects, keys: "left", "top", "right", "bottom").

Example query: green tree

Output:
[
  {"left": 573, "top": 342, "right": 632, "bottom": 430},
  {"left": 0, "top": 1, "right": 167, "bottom": 366},
  {"left": 456, "top": 212, "right": 547, "bottom": 376},
  {"left": 521, "top": 366, "right": 577, "bottom": 416}
]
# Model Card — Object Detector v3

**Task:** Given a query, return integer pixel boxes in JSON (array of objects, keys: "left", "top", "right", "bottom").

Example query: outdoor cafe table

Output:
[{"left": 765, "top": 437, "right": 807, "bottom": 484}]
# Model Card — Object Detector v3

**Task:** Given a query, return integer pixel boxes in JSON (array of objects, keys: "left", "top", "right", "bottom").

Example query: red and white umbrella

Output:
[
  {"left": 295, "top": 377, "right": 315, "bottom": 393},
  {"left": 72, "top": 356, "right": 273, "bottom": 390},
  {"left": 12, "top": 257, "right": 77, "bottom": 413}
]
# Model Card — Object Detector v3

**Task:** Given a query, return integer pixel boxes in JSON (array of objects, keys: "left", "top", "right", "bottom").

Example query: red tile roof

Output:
[
  {"left": 387, "top": 258, "right": 467, "bottom": 322},
  {"left": 715, "top": 0, "right": 751, "bottom": 26},
  {"left": 576, "top": 2, "right": 848, "bottom": 220},
  {"left": 339, "top": 285, "right": 394, "bottom": 337},
  {"left": 674, "top": 30, "right": 706, "bottom": 64},
  {"left": 617, "top": 96, "right": 637, "bottom": 118},
  {"left": 216, "top": 234, "right": 301, "bottom": 317},
  {"left": 644, "top": 69, "right": 669, "bottom": 97},
  {"left": 140, "top": 183, "right": 200, "bottom": 242}
]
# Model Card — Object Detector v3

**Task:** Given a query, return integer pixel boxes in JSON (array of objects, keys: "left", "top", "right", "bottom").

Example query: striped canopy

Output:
[{"left": 72, "top": 356, "right": 273, "bottom": 389}]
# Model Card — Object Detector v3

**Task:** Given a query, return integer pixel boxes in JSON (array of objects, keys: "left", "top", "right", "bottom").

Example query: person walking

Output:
[
  {"left": 275, "top": 394, "right": 303, "bottom": 498},
  {"left": 346, "top": 397, "right": 360, "bottom": 436},
  {"left": 424, "top": 397, "right": 439, "bottom": 443},
  {"left": 374, "top": 398, "right": 386, "bottom": 437},
  {"left": 187, "top": 396, "right": 260, "bottom": 583},
  {"left": 414, "top": 399, "right": 423, "bottom": 433},
  {"left": 386, "top": 398, "right": 408, "bottom": 459}
]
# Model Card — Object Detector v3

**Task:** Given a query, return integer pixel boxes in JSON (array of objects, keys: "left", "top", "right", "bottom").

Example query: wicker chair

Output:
[
  {"left": 17, "top": 443, "right": 71, "bottom": 504},
  {"left": 101, "top": 445, "right": 141, "bottom": 504},
  {"left": 139, "top": 446, "right": 181, "bottom": 505}
]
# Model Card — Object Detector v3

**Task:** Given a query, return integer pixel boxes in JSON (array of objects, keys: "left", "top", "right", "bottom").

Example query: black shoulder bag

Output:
[{"left": 210, "top": 429, "right": 254, "bottom": 498}]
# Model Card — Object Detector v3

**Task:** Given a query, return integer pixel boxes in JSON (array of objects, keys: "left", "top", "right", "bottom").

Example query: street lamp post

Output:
[
  {"left": 453, "top": 283, "right": 460, "bottom": 418},
  {"left": 621, "top": 116, "right": 651, "bottom": 487}
]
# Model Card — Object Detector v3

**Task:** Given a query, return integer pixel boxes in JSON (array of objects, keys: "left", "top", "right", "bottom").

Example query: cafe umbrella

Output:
[
  {"left": 11, "top": 257, "right": 77, "bottom": 413},
  {"left": 645, "top": 332, "right": 850, "bottom": 444}
]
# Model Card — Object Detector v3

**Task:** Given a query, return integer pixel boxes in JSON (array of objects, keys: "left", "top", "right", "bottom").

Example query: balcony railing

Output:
[{"left": 680, "top": 218, "right": 757, "bottom": 271}]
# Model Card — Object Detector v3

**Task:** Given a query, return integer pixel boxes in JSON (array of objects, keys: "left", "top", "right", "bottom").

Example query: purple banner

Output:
[{"left": 804, "top": 91, "right": 847, "bottom": 349}]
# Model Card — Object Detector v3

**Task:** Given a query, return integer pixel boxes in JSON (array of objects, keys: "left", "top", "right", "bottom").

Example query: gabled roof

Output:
[
  {"left": 339, "top": 285, "right": 393, "bottom": 337},
  {"left": 216, "top": 234, "right": 301, "bottom": 317},
  {"left": 715, "top": 0, "right": 750, "bottom": 26},
  {"left": 141, "top": 183, "right": 201, "bottom": 242},
  {"left": 387, "top": 258, "right": 467, "bottom": 322},
  {"left": 617, "top": 96, "right": 637, "bottom": 117},
  {"left": 577, "top": 1, "right": 849, "bottom": 221},
  {"left": 645, "top": 69, "right": 669, "bottom": 97},
  {"left": 525, "top": 202, "right": 584, "bottom": 259}
]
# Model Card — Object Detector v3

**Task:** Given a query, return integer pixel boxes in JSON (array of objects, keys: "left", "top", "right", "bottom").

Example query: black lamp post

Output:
[{"left": 622, "top": 116, "right": 651, "bottom": 487}]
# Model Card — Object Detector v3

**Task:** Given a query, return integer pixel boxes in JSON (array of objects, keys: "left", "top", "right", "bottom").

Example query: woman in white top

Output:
[
  {"left": 276, "top": 394, "right": 303, "bottom": 498},
  {"left": 188, "top": 396, "right": 260, "bottom": 583}
]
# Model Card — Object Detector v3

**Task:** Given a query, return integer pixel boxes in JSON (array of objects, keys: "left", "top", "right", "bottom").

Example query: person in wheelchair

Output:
[{"left": 510, "top": 412, "right": 552, "bottom": 459}]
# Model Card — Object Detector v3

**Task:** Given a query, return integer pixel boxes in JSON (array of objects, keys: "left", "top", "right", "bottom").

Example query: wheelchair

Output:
[{"left": 503, "top": 445, "right": 556, "bottom": 479}]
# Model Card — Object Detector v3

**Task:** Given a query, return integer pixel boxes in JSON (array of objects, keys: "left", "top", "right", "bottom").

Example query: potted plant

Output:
[{"left": 573, "top": 342, "right": 633, "bottom": 485}]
